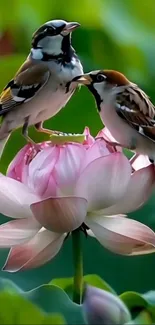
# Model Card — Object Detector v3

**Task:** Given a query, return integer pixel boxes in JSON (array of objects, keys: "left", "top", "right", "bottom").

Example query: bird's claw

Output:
[
  {"left": 25, "top": 142, "right": 41, "bottom": 164},
  {"left": 97, "top": 136, "right": 122, "bottom": 152}
]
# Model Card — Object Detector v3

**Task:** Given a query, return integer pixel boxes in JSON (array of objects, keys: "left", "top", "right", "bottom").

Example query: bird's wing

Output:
[
  {"left": 0, "top": 59, "right": 50, "bottom": 115},
  {"left": 115, "top": 84, "right": 155, "bottom": 142}
]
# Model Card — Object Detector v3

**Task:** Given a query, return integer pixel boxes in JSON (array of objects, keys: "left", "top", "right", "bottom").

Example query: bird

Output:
[
  {"left": 74, "top": 70, "right": 155, "bottom": 163},
  {"left": 0, "top": 19, "right": 83, "bottom": 154}
]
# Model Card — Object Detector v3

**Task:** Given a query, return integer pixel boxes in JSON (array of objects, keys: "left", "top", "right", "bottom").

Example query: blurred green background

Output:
[{"left": 0, "top": 0, "right": 155, "bottom": 294}]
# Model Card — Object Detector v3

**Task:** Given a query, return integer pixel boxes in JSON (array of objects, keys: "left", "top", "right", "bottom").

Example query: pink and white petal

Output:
[
  {"left": 96, "top": 128, "right": 122, "bottom": 152},
  {"left": 3, "top": 229, "right": 65, "bottom": 272},
  {"left": 81, "top": 140, "right": 111, "bottom": 171},
  {"left": 86, "top": 215, "right": 155, "bottom": 255},
  {"left": 7, "top": 144, "right": 31, "bottom": 181},
  {"left": 98, "top": 165, "right": 155, "bottom": 216},
  {"left": 0, "top": 218, "right": 40, "bottom": 247},
  {"left": 131, "top": 154, "right": 151, "bottom": 171},
  {"left": 83, "top": 127, "right": 95, "bottom": 146},
  {"left": 26, "top": 146, "right": 59, "bottom": 196},
  {"left": 76, "top": 153, "right": 131, "bottom": 211},
  {"left": 96, "top": 128, "right": 118, "bottom": 142},
  {"left": 31, "top": 196, "right": 87, "bottom": 233},
  {"left": 54, "top": 144, "right": 86, "bottom": 196},
  {"left": 0, "top": 174, "right": 38, "bottom": 219}
]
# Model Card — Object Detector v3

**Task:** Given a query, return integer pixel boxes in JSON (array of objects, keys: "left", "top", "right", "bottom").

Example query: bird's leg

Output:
[
  {"left": 22, "top": 117, "right": 36, "bottom": 145},
  {"left": 97, "top": 136, "right": 123, "bottom": 152},
  {"left": 22, "top": 117, "right": 40, "bottom": 164},
  {"left": 97, "top": 135, "right": 137, "bottom": 152},
  {"left": 35, "top": 122, "right": 64, "bottom": 135}
]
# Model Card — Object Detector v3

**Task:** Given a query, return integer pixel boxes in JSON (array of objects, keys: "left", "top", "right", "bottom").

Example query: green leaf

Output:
[
  {"left": 0, "top": 290, "right": 65, "bottom": 324},
  {"left": 0, "top": 278, "right": 22, "bottom": 294},
  {"left": 0, "top": 279, "right": 82, "bottom": 324},
  {"left": 83, "top": 274, "right": 116, "bottom": 294},
  {"left": 50, "top": 277, "right": 73, "bottom": 298},
  {"left": 23, "top": 284, "right": 86, "bottom": 324},
  {"left": 51, "top": 274, "right": 116, "bottom": 300},
  {"left": 142, "top": 291, "right": 155, "bottom": 321},
  {"left": 120, "top": 291, "right": 148, "bottom": 311},
  {"left": 126, "top": 310, "right": 152, "bottom": 325},
  {"left": 143, "top": 291, "right": 155, "bottom": 306}
]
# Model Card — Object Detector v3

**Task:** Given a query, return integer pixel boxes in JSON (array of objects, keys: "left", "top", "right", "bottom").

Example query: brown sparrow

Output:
[
  {"left": 0, "top": 19, "right": 83, "bottom": 154},
  {"left": 74, "top": 70, "right": 155, "bottom": 162}
]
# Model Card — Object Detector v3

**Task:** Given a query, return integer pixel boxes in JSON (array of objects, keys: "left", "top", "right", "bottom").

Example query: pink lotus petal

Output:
[
  {"left": 53, "top": 144, "right": 85, "bottom": 196},
  {"left": 0, "top": 218, "right": 40, "bottom": 247},
  {"left": 86, "top": 215, "right": 155, "bottom": 255},
  {"left": 3, "top": 229, "right": 65, "bottom": 272},
  {"left": 7, "top": 144, "right": 31, "bottom": 181},
  {"left": 96, "top": 128, "right": 118, "bottom": 142},
  {"left": 26, "top": 146, "right": 59, "bottom": 196},
  {"left": 0, "top": 174, "right": 38, "bottom": 218},
  {"left": 81, "top": 140, "right": 111, "bottom": 171},
  {"left": 99, "top": 165, "right": 155, "bottom": 216},
  {"left": 96, "top": 128, "right": 122, "bottom": 152},
  {"left": 76, "top": 153, "right": 131, "bottom": 211},
  {"left": 131, "top": 154, "right": 151, "bottom": 170},
  {"left": 83, "top": 127, "right": 95, "bottom": 146},
  {"left": 31, "top": 196, "right": 87, "bottom": 233}
]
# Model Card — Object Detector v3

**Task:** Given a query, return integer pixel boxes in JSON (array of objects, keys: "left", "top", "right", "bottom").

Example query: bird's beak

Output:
[
  {"left": 73, "top": 74, "right": 92, "bottom": 85},
  {"left": 62, "top": 22, "right": 80, "bottom": 34}
]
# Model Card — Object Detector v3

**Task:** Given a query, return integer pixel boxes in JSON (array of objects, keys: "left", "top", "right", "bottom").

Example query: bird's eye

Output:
[{"left": 96, "top": 74, "right": 106, "bottom": 82}]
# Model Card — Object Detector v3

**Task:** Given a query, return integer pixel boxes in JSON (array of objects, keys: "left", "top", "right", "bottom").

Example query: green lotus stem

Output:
[{"left": 72, "top": 229, "right": 83, "bottom": 304}]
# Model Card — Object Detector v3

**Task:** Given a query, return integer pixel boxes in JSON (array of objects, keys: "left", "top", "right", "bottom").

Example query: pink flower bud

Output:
[{"left": 83, "top": 286, "right": 131, "bottom": 325}]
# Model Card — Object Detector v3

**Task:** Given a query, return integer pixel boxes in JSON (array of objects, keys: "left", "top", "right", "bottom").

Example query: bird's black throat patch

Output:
[
  {"left": 88, "top": 84, "right": 103, "bottom": 111},
  {"left": 41, "top": 34, "right": 76, "bottom": 64}
]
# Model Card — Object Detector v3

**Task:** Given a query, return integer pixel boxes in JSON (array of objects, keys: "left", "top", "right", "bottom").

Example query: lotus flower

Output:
[
  {"left": 0, "top": 127, "right": 155, "bottom": 272},
  {"left": 83, "top": 285, "right": 131, "bottom": 325}
]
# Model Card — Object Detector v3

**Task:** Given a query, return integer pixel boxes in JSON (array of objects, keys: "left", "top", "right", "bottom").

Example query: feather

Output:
[
  {"left": 0, "top": 58, "right": 50, "bottom": 115},
  {"left": 115, "top": 84, "right": 155, "bottom": 143}
]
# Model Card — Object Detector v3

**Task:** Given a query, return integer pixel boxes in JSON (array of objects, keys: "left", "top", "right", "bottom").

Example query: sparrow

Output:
[
  {"left": 0, "top": 19, "right": 83, "bottom": 152},
  {"left": 74, "top": 70, "right": 155, "bottom": 162}
]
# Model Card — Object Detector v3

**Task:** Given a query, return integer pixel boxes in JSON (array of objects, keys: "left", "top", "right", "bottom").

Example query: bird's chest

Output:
[
  {"left": 31, "top": 73, "right": 74, "bottom": 123},
  {"left": 35, "top": 61, "right": 83, "bottom": 120},
  {"left": 41, "top": 74, "right": 71, "bottom": 109},
  {"left": 27, "top": 60, "right": 83, "bottom": 124}
]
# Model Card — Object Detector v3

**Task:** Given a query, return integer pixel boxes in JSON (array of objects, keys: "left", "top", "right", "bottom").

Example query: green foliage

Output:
[
  {"left": 51, "top": 274, "right": 116, "bottom": 298},
  {"left": 0, "top": 291, "right": 65, "bottom": 324},
  {"left": 0, "top": 278, "right": 83, "bottom": 324},
  {"left": 120, "top": 291, "right": 148, "bottom": 312},
  {"left": 1, "top": 277, "right": 155, "bottom": 324},
  {"left": 120, "top": 290, "right": 155, "bottom": 323},
  {"left": 83, "top": 274, "right": 116, "bottom": 294},
  {"left": 24, "top": 284, "right": 85, "bottom": 324},
  {"left": 127, "top": 310, "right": 152, "bottom": 325},
  {"left": 0, "top": 280, "right": 65, "bottom": 324}
]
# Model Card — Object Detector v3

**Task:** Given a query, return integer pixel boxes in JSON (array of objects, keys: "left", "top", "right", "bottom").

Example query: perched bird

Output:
[
  {"left": 74, "top": 70, "right": 155, "bottom": 162},
  {"left": 0, "top": 19, "right": 83, "bottom": 152}
]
